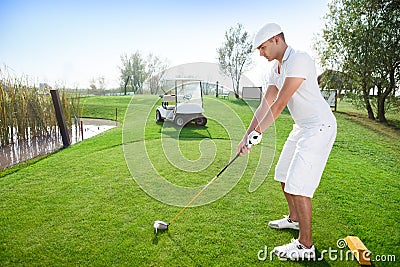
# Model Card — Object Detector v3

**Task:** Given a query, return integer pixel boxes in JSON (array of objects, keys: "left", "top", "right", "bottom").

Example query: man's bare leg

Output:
[
  {"left": 281, "top": 182, "right": 298, "bottom": 222},
  {"left": 291, "top": 194, "right": 313, "bottom": 248}
]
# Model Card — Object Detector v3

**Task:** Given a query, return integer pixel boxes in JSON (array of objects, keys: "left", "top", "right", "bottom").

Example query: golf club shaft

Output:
[
  {"left": 216, "top": 153, "right": 240, "bottom": 177},
  {"left": 169, "top": 153, "right": 240, "bottom": 225}
]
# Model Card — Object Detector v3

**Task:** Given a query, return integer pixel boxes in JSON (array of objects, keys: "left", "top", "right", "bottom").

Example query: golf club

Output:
[{"left": 153, "top": 152, "right": 242, "bottom": 232}]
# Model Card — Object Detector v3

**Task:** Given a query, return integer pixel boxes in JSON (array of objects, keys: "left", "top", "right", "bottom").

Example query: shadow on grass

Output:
[
  {"left": 152, "top": 229, "right": 168, "bottom": 245},
  {"left": 156, "top": 121, "right": 212, "bottom": 140},
  {"left": 335, "top": 111, "right": 400, "bottom": 139}
]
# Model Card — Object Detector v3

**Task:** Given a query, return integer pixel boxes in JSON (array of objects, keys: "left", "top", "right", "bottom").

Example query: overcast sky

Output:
[{"left": 0, "top": 0, "right": 330, "bottom": 89}]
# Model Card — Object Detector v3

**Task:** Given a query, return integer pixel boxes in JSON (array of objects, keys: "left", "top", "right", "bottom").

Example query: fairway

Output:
[{"left": 0, "top": 95, "right": 399, "bottom": 266}]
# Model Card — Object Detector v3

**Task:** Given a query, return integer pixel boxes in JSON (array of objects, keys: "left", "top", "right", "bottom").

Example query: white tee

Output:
[{"left": 268, "top": 46, "right": 335, "bottom": 125}]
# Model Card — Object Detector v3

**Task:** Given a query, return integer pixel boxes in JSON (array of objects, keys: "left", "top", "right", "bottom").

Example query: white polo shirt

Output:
[{"left": 268, "top": 46, "right": 335, "bottom": 125}]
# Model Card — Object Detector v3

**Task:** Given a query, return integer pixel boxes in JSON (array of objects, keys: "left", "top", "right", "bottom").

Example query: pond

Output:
[{"left": 0, "top": 118, "right": 117, "bottom": 170}]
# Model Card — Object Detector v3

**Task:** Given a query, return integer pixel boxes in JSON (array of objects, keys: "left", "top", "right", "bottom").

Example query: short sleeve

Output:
[{"left": 285, "top": 52, "right": 314, "bottom": 79}]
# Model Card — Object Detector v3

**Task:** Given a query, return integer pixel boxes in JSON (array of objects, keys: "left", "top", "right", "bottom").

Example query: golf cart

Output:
[{"left": 156, "top": 79, "right": 207, "bottom": 127}]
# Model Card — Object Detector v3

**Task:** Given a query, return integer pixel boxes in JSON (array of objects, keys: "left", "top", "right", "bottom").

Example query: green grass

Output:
[
  {"left": 1, "top": 95, "right": 399, "bottom": 266},
  {"left": 80, "top": 95, "right": 132, "bottom": 122},
  {"left": 336, "top": 98, "right": 400, "bottom": 129}
]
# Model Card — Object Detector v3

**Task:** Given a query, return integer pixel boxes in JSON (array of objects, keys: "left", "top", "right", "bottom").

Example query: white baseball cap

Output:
[{"left": 252, "top": 23, "right": 283, "bottom": 50}]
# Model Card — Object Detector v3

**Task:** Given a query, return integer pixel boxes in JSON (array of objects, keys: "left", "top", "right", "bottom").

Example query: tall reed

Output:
[{"left": 0, "top": 69, "right": 80, "bottom": 147}]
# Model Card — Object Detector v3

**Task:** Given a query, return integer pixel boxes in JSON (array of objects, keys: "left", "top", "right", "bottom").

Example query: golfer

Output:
[{"left": 238, "top": 23, "right": 336, "bottom": 260}]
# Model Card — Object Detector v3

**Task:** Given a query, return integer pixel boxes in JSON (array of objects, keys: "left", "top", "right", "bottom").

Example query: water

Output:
[{"left": 0, "top": 118, "right": 117, "bottom": 170}]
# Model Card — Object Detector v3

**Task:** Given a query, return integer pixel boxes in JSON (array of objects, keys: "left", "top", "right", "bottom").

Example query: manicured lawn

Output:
[
  {"left": 80, "top": 95, "right": 132, "bottom": 123},
  {"left": 0, "top": 95, "right": 398, "bottom": 266},
  {"left": 336, "top": 98, "right": 400, "bottom": 131}
]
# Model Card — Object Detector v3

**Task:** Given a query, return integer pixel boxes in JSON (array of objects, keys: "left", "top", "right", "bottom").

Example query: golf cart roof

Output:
[
  {"left": 162, "top": 79, "right": 203, "bottom": 95},
  {"left": 166, "top": 78, "right": 201, "bottom": 81}
]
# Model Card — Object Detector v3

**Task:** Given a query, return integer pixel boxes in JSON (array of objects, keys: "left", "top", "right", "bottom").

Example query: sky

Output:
[{"left": 0, "top": 0, "right": 330, "bottom": 89}]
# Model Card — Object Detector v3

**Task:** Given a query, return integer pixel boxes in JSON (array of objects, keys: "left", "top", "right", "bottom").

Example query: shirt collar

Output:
[{"left": 283, "top": 46, "right": 293, "bottom": 62}]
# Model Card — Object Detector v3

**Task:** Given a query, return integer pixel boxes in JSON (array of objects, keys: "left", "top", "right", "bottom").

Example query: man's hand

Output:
[
  {"left": 237, "top": 135, "right": 249, "bottom": 155},
  {"left": 247, "top": 130, "right": 262, "bottom": 147},
  {"left": 237, "top": 130, "right": 263, "bottom": 156}
]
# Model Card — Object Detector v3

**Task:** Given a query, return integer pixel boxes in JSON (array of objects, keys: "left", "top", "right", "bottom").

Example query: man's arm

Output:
[
  {"left": 238, "top": 77, "right": 304, "bottom": 155},
  {"left": 237, "top": 85, "right": 278, "bottom": 154},
  {"left": 245, "top": 85, "right": 278, "bottom": 136},
  {"left": 255, "top": 77, "right": 304, "bottom": 133}
]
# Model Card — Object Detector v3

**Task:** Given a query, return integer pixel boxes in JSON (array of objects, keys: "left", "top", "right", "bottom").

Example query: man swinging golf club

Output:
[{"left": 238, "top": 23, "right": 337, "bottom": 260}]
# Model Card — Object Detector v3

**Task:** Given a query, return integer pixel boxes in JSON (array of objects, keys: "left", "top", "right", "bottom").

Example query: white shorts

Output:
[{"left": 274, "top": 122, "right": 337, "bottom": 198}]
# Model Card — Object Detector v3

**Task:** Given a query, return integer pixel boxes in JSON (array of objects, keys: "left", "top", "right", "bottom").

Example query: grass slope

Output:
[{"left": 0, "top": 95, "right": 399, "bottom": 266}]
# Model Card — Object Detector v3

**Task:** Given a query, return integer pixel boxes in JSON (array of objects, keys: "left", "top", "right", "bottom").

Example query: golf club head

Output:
[{"left": 154, "top": 220, "right": 169, "bottom": 233}]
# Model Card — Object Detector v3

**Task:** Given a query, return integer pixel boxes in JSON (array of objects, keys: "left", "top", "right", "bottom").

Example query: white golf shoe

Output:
[
  {"left": 268, "top": 215, "right": 299, "bottom": 230},
  {"left": 272, "top": 239, "right": 316, "bottom": 261}
]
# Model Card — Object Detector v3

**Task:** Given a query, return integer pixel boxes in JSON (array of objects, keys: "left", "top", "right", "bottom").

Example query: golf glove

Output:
[{"left": 247, "top": 130, "right": 262, "bottom": 147}]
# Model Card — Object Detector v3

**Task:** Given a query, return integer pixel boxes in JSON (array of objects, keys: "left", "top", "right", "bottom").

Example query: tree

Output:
[
  {"left": 373, "top": 1, "right": 400, "bottom": 122},
  {"left": 316, "top": 0, "right": 400, "bottom": 122},
  {"left": 89, "top": 76, "right": 106, "bottom": 96},
  {"left": 119, "top": 52, "right": 148, "bottom": 95},
  {"left": 119, "top": 52, "right": 169, "bottom": 95},
  {"left": 146, "top": 53, "right": 169, "bottom": 95},
  {"left": 217, "top": 23, "right": 253, "bottom": 98}
]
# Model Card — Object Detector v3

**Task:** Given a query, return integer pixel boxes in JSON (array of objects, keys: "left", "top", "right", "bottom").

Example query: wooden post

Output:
[
  {"left": 50, "top": 89, "right": 71, "bottom": 148},
  {"left": 80, "top": 120, "right": 84, "bottom": 140},
  {"left": 334, "top": 89, "right": 338, "bottom": 112},
  {"left": 344, "top": 236, "right": 371, "bottom": 265}
]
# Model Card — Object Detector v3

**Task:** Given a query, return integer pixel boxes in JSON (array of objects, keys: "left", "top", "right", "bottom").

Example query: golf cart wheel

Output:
[
  {"left": 175, "top": 116, "right": 185, "bottom": 127},
  {"left": 156, "top": 110, "right": 164, "bottom": 122},
  {"left": 194, "top": 117, "right": 207, "bottom": 126}
]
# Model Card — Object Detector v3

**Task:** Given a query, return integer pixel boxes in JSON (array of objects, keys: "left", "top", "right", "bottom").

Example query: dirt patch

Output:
[
  {"left": 80, "top": 118, "right": 118, "bottom": 126},
  {"left": 339, "top": 111, "right": 400, "bottom": 140}
]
